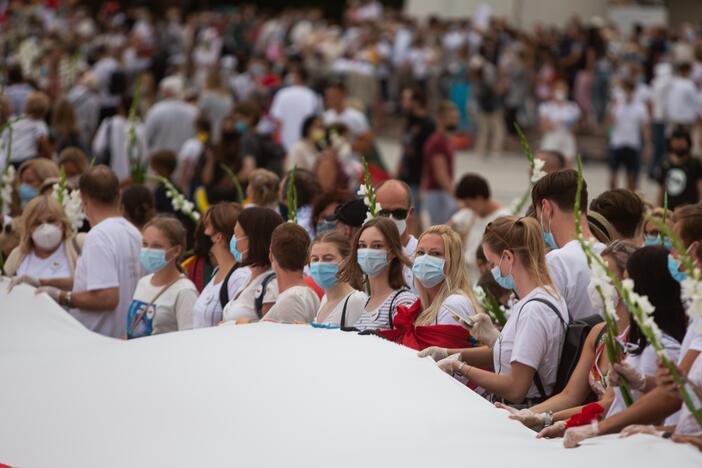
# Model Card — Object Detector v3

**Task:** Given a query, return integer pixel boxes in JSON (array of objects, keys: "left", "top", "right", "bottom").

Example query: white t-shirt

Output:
[
  {"left": 0, "top": 117, "right": 48, "bottom": 163},
  {"left": 314, "top": 290, "right": 368, "bottom": 328},
  {"left": 70, "top": 217, "right": 142, "bottom": 338},
  {"left": 270, "top": 85, "right": 320, "bottom": 150},
  {"left": 126, "top": 274, "right": 198, "bottom": 338},
  {"left": 222, "top": 270, "right": 279, "bottom": 322},
  {"left": 675, "top": 353, "right": 702, "bottom": 435},
  {"left": 323, "top": 107, "right": 370, "bottom": 138},
  {"left": 403, "top": 235, "right": 418, "bottom": 295},
  {"left": 665, "top": 76, "right": 701, "bottom": 125},
  {"left": 610, "top": 99, "right": 649, "bottom": 149},
  {"left": 16, "top": 243, "right": 71, "bottom": 280},
  {"left": 354, "top": 289, "right": 417, "bottom": 331},
  {"left": 607, "top": 334, "right": 681, "bottom": 418},
  {"left": 493, "top": 287, "right": 568, "bottom": 400},
  {"left": 436, "top": 294, "right": 477, "bottom": 325},
  {"left": 665, "top": 316, "right": 702, "bottom": 427},
  {"left": 547, "top": 239, "right": 606, "bottom": 321},
  {"left": 263, "top": 285, "right": 320, "bottom": 324},
  {"left": 174, "top": 137, "right": 203, "bottom": 187},
  {"left": 92, "top": 115, "right": 147, "bottom": 181},
  {"left": 192, "top": 266, "right": 251, "bottom": 328},
  {"left": 538, "top": 101, "right": 580, "bottom": 132}
]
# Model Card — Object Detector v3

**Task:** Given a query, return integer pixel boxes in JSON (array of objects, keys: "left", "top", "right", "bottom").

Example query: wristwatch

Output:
[
  {"left": 64, "top": 291, "right": 73, "bottom": 308},
  {"left": 542, "top": 410, "right": 554, "bottom": 427},
  {"left": 456, "top": 361, "right": 466, "bottom": 373}
]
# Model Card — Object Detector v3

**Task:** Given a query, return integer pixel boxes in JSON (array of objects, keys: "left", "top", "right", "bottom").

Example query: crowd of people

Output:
[{"left": 2, "top": 0, "right": 702, "bottom": 454}]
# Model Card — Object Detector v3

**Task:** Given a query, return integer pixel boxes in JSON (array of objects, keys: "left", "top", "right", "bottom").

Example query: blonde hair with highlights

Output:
[
  {"left": 414, "top": 225, "right": 482, "bottom": 326},
  {"left": 19, "top": 196, "right": 71, "bottom": 253}
]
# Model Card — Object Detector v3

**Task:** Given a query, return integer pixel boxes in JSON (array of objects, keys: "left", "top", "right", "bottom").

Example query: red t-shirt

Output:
[{"left": 422, "top": 131, "right": 454, "bottom": 190}]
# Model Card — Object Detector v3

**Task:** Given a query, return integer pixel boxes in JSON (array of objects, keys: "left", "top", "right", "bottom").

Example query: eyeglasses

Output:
[{"left": 378, "top": 208, "right": 409, "bottom": 220}]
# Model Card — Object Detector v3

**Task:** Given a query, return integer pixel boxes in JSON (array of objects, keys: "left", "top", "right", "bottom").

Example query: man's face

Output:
[
  {"left": 400, "top": 89, "right": 414, "bottom": 114},
  {"left": 376, "top": 183, "right": 413, "bottom": 236}
]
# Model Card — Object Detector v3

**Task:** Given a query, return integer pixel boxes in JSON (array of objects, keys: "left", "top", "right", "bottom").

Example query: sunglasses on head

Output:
[{"left": 378, "top": 208, "right": 409, "bottom": 220}]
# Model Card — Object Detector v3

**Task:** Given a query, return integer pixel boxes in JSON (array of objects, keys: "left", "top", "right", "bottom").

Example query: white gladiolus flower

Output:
[
  {"left": 531, "top": 158, "right": 547, "bottom": 183},
  {"left": 364, "top": 212, "right": 374, "bottom": 224},
  {"left": 0, "top": 165, "right": 15, "bottom": 216},
  {"left": 357, "top": 185, "right": 367, "bottom": 197}
]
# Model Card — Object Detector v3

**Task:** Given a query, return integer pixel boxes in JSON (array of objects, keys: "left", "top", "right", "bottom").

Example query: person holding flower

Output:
[
  {"left": 424, "top": 216, "right": 569, "bottom": 407},
  {"left": 497, "top": 240, "right": 637, "bottom": 432},
  {"left": 339, "top": 217, "right": 416, "bottom": 331},
  {"left": 309, "top": 231, "right": 367, "bottom": 328}
]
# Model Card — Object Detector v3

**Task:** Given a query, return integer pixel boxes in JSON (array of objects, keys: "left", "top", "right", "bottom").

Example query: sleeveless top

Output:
[{"left": 588, "top": 325, "right": 629, "bottom": 398}]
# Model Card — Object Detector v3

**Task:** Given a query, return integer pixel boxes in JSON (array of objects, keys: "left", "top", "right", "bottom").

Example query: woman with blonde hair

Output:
[
  {"left": 126, "top": 216, "right": 198, "bottom": 338},
  {"left": 245, "top": 168, "right": 280, "bottom": 212},
  {"left": 421, "top": 216, "right": 569, "bottom": 407},
  {"left": 5, "top": 195, "right": 83, "bottom": 289},
  {"left": 339, "top": 217, "right": 417, "bottom": 331}
]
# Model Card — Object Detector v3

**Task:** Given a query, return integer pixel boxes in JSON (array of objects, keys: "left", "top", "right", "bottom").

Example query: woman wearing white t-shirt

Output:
[
  {"left": 309, "top": 231, "right": 367, "bottom": 328},
  {"left": 6, "top": 196, "right": 83, "bottom": 290},
  {"left": 538, "top": 80, "right": 581, "bottom": 163},
  {"left": 338, "top": 217, "right": 417, "bottom": 331},
  {"left": 429, "top": 216, "right": 568, "bottom": 407},
  {"left": 126, "top": 216, "right": 198, "bottom": 338},
  {"left": 222, "top": 207, "right": 284, "bottom": 323},
  {"left": 192, "top": 203, "right": 249, "bottom": 329},
  {"left": 412, "top": 225, "right": 480, "bottom": 327}
]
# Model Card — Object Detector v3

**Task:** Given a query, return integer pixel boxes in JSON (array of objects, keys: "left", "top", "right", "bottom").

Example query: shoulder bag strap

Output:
[
  {"left": 254, "top": 272, "right": 277, "bottom": 318},
  {"left": 339, "top": 292, "right": 353, "bottom": 329},
  {"left": 129, "top": 275, "right": 184, "bottom": 333},
  {"left": 387, "top": 289, "right": 406, "bottom": 329}
]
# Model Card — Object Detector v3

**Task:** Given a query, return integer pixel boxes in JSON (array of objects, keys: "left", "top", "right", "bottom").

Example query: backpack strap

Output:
[
  {"left": 254, "top": 272, "right": 277, "bottom": 318},
  {"left": 339, "top": 292, "right": 354, "bottom": 329},
  {"left": 387, "top": 289, "right": 406, "bottom": 329},
  {"left": 218, "top": 264, "right": 239, "bottom": 310},
  {"left": 518, "top": 297, "right": 567, "bottom": 402}
]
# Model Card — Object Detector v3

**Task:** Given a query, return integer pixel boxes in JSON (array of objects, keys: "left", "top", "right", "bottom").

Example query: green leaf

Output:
[{"left": 286, "top": 165, "right": 298, "bottom": 223}]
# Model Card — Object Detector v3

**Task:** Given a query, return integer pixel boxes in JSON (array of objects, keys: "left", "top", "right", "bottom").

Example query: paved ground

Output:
[{"left": 376, "top": 137, "right": 660, "bottom": 220}]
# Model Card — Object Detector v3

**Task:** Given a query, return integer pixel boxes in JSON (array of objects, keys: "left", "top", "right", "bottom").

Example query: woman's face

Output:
[
  {"left": 20, "top": 167, "right": 40, "bottom": 187},
  {"left": 233, "top": 222, "right": 249, "bottom": 258},
  {"left": 31, "top": 211, "right": 64, "bottom": 235},
  {"left": 318, "top": 202, "right": 339, "bottom": 222},
  {"left": 482, "top": 243, "right": 512, "bottom": 276},
  {"left": 416, "top": 233, "right": 445, "bottom": 260},
  {"left": 359, "top": 226, "right": 388, "bottom": 251},
  {"left": 143, "top": 226, "right": 178, "bottom": 262},
  {"left": 309, "top": 241, "right": 342, "bottom": 264}
]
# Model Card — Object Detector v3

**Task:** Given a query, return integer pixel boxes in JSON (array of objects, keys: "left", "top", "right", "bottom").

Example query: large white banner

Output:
[{"left": 0, "top": 280, "right": 700, "bottom": 467}]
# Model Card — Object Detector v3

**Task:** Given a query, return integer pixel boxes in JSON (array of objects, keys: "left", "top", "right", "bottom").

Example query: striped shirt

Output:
[{"left": 353, "top": 289, "right": 417, "bottom": 331}]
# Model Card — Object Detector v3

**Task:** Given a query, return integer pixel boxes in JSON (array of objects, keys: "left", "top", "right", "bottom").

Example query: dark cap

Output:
[{"left": 333, "top": 198, "right": 368, "bottom": 228}]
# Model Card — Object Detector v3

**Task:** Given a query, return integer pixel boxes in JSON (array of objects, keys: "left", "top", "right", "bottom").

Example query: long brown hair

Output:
[
  {"left": 482, "top": 215, "right": 557, "bottom": 297},
  {"left": 338, "top": 217, "right": 410, "bottom": 291}
]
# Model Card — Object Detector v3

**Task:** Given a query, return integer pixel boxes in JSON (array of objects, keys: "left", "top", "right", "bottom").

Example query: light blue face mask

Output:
[
  {"left": 491, "top": 253, "right": 516, "bottom": 290},
  {"left": 235, "top": 121, "right": 248, "bottom": 134},
  {"left": 644, "top": 235, "right": 673, "bottom": 250},
  {"left": 412, "top": 254, "right": 446, "bottom": 288},
  {"left": 140, "top": 248, "right": 169, "bottom": 274},
  {"left": 540, "top": 205, "right": 558, "bottom": 250},
  {"left": 668, "top": 254, "right": 687, "bottom": 283},
  {"left": 316, "top": 220, "right": 336, "bottom": 235},
  {"left": 18, "top": 183, "right": 39, "bottom": 206},
  {"left": 229, "top": 235, "right": 248, "bottom": 263},
  {"left": 310, "top": 262, "right": 339, "bottom": 289},
  {"left": 357, "top": 248, "right": 389, "bottom": 277}
]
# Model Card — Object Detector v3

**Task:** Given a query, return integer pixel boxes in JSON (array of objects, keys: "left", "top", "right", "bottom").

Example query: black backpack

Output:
[
  {"left": 519, "top": 298, "right": 603, "bottom": 400},
  {"left": 220, "top": 269, "right": 277, "bottom": 319}
]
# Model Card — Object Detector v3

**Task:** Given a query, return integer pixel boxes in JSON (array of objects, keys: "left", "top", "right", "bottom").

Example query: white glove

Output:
[
  {"left": 563, "top": 422, "right": 599, "bottom": 448},
  {"left": 7, "top": 275, "right": 40, "bottom": 292},
  {"left": 619, "top": 424, "right": 664, "bottom": 438},
  {"left": 437, "top": 353, "right": 462, "bottom": 374},
  {"left": 417, "top": 346, "right": 449, "bottom": 361},
  {"left": 36, "top": 286, "right": 62, "bottom": 302},
  {"left": 537, "top": 420, "right": 566, "bottom": 439},
  {"left": 608, "top": 362, "right": 647, "bottom": 391},
  {"left": 495, "top": 403, "right": 545, "bottom": 431},
  {"left": 470, "top": 313, "right": 501, "bottom": 348}
]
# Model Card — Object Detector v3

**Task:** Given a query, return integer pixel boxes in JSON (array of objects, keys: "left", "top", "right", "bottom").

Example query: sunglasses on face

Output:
[{"left": 378, "top": 208, "right": 409, "bottom": 220}]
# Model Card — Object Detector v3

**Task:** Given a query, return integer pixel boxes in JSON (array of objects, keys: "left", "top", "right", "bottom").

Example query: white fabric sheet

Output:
[{"left": 0, "top": 280, "right": 701, "bottom": 467}]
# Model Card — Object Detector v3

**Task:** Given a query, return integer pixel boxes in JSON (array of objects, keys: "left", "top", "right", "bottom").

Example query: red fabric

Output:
[
  {"left": 379, "top": 299, "right": 472, "bottom": 351},
  {"left": 186, "top": 256, "right": 207, "bottom": 293},
  {"left": 564, "top": 403, "right": 605, "bottom": 429},
  {"left": 422, "top": 132, "right": 454, "bottom": 190},
  {"left": 304, "top": 275, "right": 324, "bottom": 299}
]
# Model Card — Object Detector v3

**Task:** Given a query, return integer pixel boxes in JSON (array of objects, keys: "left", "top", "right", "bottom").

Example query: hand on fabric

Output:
[
  {"left": 563, "top": 422, "right": 598, "bottom": 448},
  {"left": 656, "top": 359, "right": 681, "bottom": 399},
  {"left": 609, "top": 362, "right": 647, "bottom": 391},
  {"left": 437, "top": 353, "right": 461, "bottom": 374},
  {"left": 495, "top": 403, "right": 545, "bottom": 431},
  {"left": 470, "top": 313, "right": 500, "bottom": 348},
  {"left": 619, "top": 425, "right": 663, "bottom": 438},
  {"left": 417, "top": 346, "right": 449, "bottom": 361},
  {"left": 671, "top": 434, "right": 702, "bottom": 451},
  {"left": 36, "top": 286, "right": 62, "bottom": 302},
  {"left": 537, "top": 421, "right": 566, "bottom": 439},
  {"left": 7, "top": 275, "right": 40, "bottom": 292}
]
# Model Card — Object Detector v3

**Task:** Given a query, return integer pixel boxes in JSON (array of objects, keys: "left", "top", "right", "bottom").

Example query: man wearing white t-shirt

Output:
[
  {"left": 532, "top": 170, "right": 604, "bottom": 322},
  {"left": 375, "top": 180, "right": 418, "bottom": 293},
  {"left": 665, "top": 62, "right": 701, "bottom": 129},
  {"left": 38, "top": 166, "right": 142, "bottom": 337},
  {"left": 270, "top": 66, "right": 321, "bottom": 151}
]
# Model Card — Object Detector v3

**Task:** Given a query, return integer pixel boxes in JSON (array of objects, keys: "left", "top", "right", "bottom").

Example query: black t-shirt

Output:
[
  {"left": 398, "top": 114, "right": 435, "bottom": 186},
  {"left": 657, "top": 156, "right": 702, "bottom": 210}
]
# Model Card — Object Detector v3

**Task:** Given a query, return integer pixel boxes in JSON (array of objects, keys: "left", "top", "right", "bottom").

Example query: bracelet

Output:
[
  {"left": 65, "top": 291, "right": 73, "bottom": 308},
  {"left": 661, "top": 431, "right": 672, "bottom": 439},
  {"left": 542, "top": 411, "right": 554, "bottom": 427},
  {"left": 456, "top": 361, "right": 465, "bottom": 373}
]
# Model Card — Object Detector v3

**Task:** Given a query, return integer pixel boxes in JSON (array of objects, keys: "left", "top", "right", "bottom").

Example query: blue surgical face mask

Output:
[
  {"left": 316, "top": 220, "right": 336, "bottom": 235},
  {"left": 357, "top": 248, "right": 389, "bottom": 277},
  {"left": 229, "top": 235, "right": 248, "bottom": 263},
  {"left": 491, "top": 253, "right": 516, "bottom": 290},
  {"left": 235, "top": 121, "right": 248, "bottom": 134},
  {"left": 540, "top": 204, "right": 558, "bottom": 250},
  {"left": 668, "top": 254, "right": 687, "bottom": 283},
  {"left": 644, "top": 235, "right": 673, "bottom": 250},
  {"left": 412, "top": 254, "right": 446, "bottom": 288},
  {"left": 18, "top": 183, "right": 39, "bottom": 206},
  {"left": 310, "top": 262, "right": 339, "bottom": 289},
  {"left": 140, "top": 248, "right": 169, "bottom": 274}
]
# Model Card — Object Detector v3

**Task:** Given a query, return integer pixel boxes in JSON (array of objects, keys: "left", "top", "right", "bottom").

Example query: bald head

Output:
[{"left": 375, "top": 179, "right": 412, "bottom": 209}]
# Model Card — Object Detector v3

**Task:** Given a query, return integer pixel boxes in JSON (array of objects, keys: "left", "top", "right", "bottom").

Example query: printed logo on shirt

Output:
[
  {"left": 666, "top": 168, "right": 687, "bottom": 196},
  {"left": 126, "top": 299, "right": 155, "bottom": 339}
]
